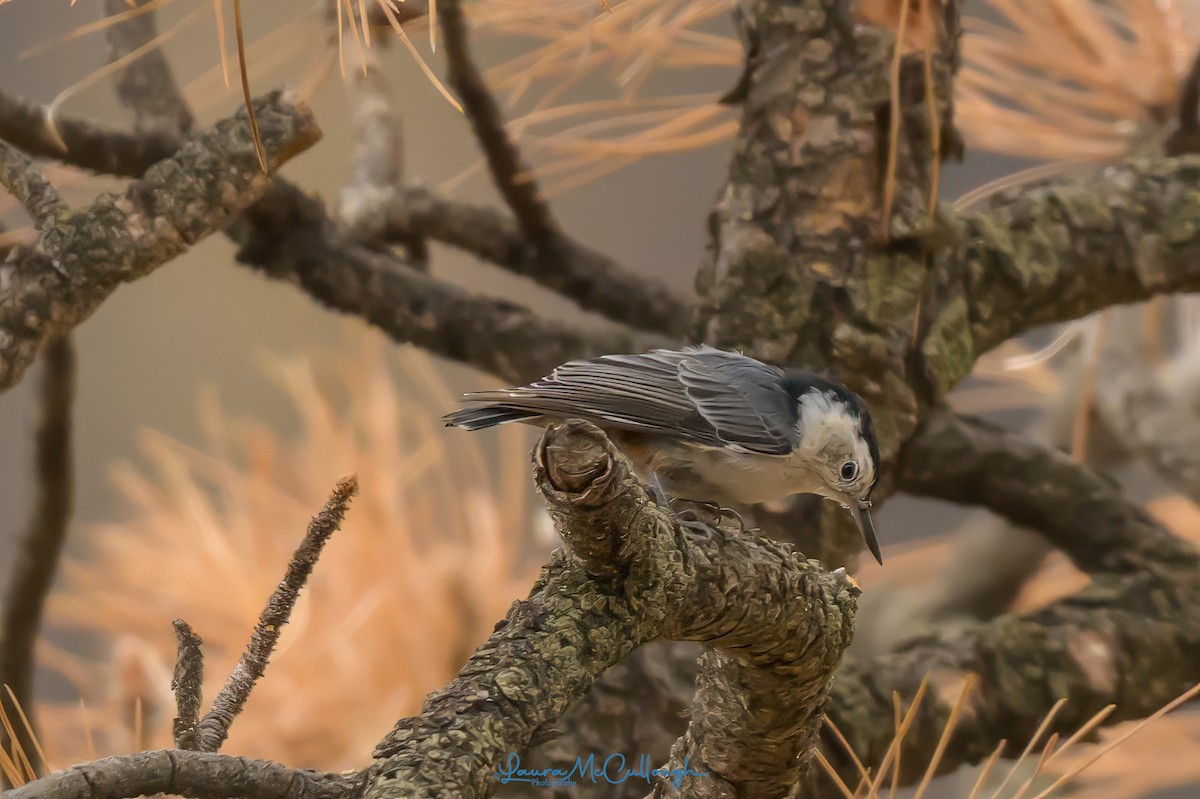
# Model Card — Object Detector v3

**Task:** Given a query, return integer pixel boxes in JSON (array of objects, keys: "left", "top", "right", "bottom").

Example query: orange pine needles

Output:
[
  {"left": 957, "top": 0, "right": 1200, "bottom": 160},
  {"left": 34, "top": 331, "right": 544, "bottom": 770}
]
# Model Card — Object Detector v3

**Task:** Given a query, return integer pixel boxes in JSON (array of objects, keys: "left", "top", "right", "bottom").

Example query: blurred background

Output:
[{"left": 1, "top": 1, "right": 1198, "bottom": 797}]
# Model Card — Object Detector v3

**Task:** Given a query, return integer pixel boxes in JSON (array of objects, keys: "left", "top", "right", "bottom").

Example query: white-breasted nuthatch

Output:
[{"left": 444, "top": 346, "right": 883, "bottom": 564}]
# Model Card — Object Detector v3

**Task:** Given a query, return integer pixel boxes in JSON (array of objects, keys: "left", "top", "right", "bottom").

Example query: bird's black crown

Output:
[{"left": 781, "top": 372, "right": 881, "bottom": 495}]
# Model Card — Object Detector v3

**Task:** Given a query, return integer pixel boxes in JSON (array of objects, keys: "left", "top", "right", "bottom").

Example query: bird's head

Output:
[{"left": 784, "top": 374, "right": 883, "bottom": 564}]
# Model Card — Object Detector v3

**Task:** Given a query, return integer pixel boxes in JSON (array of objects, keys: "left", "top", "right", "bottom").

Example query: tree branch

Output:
[
  {"left": 6, "top": 750, "right": 361, "bottom": 799},
  {"left": 229, "top": 181, "right": 672, "bottom": 384},
  {"left": 195, "top": 477, "right": 358, "bottom": 752},
  {"left": 822, "top": 556, "right": 1200, "bottom": 787},
  {"left": 0, "top": 91, "right": 321, "bottom": 393},
  {"left": 926, "top": 156, "right": 1200, "bottom": 394},
  {"left": 366, "top": 421, "right": 856, "bottom": 798},
  {"left": 361, "top": 185, "right": 692, "bottom": 338},
  {"left": 0, "top": 89, "right": 177, "bottom": 178},
  {"left": 440, "top": 0, "right": 558, "bottom": 263},
  {"left": 434, "top": 0, "right": 691, "bottom": 338},
  {"left": 897, "top": 408, "right": 1198, "bottom": 577},
  {"left": 0, "top": 335, "right": 74, "bottom": 778},
  {"left": 0, "top": 140, "right": 67, "bottom": 231},
  {"left": 103, "top": 0, "right": 194, "bottom": 135}
]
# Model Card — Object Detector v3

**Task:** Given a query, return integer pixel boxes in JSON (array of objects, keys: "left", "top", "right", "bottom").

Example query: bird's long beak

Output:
[{"left": 849, "top": 500, "right": 883, "bottom": 565}]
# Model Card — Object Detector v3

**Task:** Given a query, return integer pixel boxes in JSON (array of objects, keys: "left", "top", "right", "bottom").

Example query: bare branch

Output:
[
  {"left": 334, "top": 20, "right": 690, "bottom": 338},
  {"left": 103, "top": 0, "right": 193, "bottom": 135},
  {"left": 230, "top": 182, "right": 673, "bottom": 385},
  {"left": 369, "top": 186, "right": 693, "bottom": 337},
  {"left": 433, "top": 0, "right": 691, "bottom": 338},
  {"left": 6, "top": 749, "right": 361, "bottom": 799},
  {"left": 440, "top": 0, "right": 558, "bottom": 261},
  {"left": 0, "top": 91, "right": 321, "bottom": 394},
  {"left": 0, "top": 335, "right": 74, "bottom": 778},
  {"left": 0, "top": 89, "right": 177, "bottom": 178},
  {"left": 171, "top": 619, "right": 205, "bottom": 752},
  {"left": 367, "top": 421, "right": 855, "bottom": 798},
  {"left": 897, "top": 408, "right": 1198, "bottom": 576},
  {"left": 195, "top": 477, "right": 358, "bottom": 753}
]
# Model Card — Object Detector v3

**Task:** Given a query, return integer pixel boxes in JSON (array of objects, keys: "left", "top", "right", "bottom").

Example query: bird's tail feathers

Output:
[{"left": 443, "top": 404, "right": 540, "bottom": 431}]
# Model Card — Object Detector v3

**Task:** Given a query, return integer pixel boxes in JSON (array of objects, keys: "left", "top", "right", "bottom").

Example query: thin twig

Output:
[
  {"left": 440, "top": 0, "right": 562, "bottom": 256},
  {"left": 194, "top": 477, "right": 359, "bottom": 752},
  {"left": 0, "top": 335, "right": 75, "bottom": 783},
  {"left": 170, "top": 619, "right": 205, "bottom": 751}
]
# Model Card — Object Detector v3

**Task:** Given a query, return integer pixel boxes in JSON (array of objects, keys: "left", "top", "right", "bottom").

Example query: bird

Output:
[{"left": 443, "top": 345, "right": 883, "bottom": 565}]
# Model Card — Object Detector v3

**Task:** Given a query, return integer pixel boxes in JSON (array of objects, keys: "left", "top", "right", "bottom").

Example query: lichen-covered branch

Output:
[
  {"left": 171, "top": 619, "right": 205, "bottom": 751},
  {"left": 0, "top": 140, "right": 67, "bottom": 231},
  {"left": 822, "top": 552, "right": 1200, "bottom": 787},
  {"left": 5, "top": 750, "right": 361, "bottom": 799},
  {"left": 656, "top": 504, "right": 857, "bottom": 798},
  {"left": 923, "top": 156, "right": 1200, "bottom": 394},
  {"left": 0, "top": 92, "right": 320, "bottom": 393},
  {"left": 366, "top": 421, "right": 856, "bottom": 798}
]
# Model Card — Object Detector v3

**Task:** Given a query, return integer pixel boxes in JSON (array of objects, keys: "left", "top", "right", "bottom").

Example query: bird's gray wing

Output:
[
  {"left": 457, "top": 346, "right": 796, "bottom": 454},
  {"left": 458, "top": 348, "right": 715, "bottom": 440},
  {"left": 675, "top": 348, "right": 797, "bottom": 455}
]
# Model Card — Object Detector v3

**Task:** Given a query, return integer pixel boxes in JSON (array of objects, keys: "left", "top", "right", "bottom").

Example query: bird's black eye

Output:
[{"left": 840, "top": 461, "right": 859, "bottom": 481}]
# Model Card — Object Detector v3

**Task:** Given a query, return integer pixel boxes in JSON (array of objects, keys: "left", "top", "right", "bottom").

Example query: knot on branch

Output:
[
  {"left": 534, "top": 419, "right": 654, "bottom": 577},
  {"left": 538, "top": 418, "right": 616, "bottom": 495}
]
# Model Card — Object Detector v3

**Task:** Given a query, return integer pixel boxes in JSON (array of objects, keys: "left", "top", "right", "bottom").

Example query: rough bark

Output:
[
  {"left": 365, "top": 421, "right": 856, "bottom": 798},
  {"left": 0, "top": 92, "right": 321, "bottom": 392},
  {"left": 4, "top": 750, "right": 361, "bottom": 799}
]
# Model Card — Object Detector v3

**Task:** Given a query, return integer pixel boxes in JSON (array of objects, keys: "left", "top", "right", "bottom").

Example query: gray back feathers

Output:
[{"left": 444, "top": 346, "right": 801, "bottom": 455}]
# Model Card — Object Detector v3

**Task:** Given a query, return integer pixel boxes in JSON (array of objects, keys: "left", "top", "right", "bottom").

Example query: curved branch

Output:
[
  {"left": 355, "top": 185, "right": 694, "bottom": 338},
  {"left": 6, "top": 750, "right": 361, "bottom": 799},
  {"left": 896, "top": 408, "right": 1198, "bottom": 577},
  {"left": 823, "top": 559, "right": 1200, "bottom": 787},
  {"left": 0, "top": 91, "right": 321, "bottom": 393},
  {"left": 928, "top": 156, "right": 1200, "bottom": 393},
  {"left": 366, "top": 421, "right": 856, "bottom": 798},
  {"left": 433, "top": 0, "right": 691, "bottom": 338},
  {"left": 229, "top": 182, "right": 672, "bottom": 384}
]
